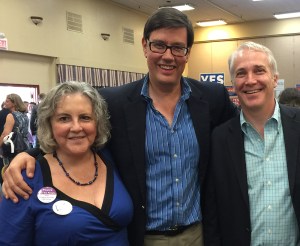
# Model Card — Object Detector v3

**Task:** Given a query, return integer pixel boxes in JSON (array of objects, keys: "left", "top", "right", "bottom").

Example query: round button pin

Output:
[
  {"left": 52, "top": 200, "right": 73, "bottom": 215},
  {"left": 37, "top": 187, "right": 57, "bottom": 203}
]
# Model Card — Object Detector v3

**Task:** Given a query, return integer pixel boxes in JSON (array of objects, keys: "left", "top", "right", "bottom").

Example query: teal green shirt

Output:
[{"left": 241, "top": 101, "right": 299, "bottom": 245}]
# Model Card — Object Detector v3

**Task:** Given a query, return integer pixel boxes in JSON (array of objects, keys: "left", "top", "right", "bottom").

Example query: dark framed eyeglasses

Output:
[{"left": 148, "top": 40, "right": 189, "bottom": 57}]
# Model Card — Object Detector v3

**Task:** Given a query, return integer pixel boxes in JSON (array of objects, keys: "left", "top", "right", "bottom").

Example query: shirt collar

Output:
[
  {"left": 240, "top": 99, "right": 281, "bottom": 133},
  {"left": 141, "top": 75, "right": 191, "bottom": 101}
]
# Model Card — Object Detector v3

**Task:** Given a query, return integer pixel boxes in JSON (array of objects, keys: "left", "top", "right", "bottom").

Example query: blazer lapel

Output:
[
  {"left": 227, "top": 117, "right": 250, "bottom": 209},
  {"left": 187, "top": 91, "right": 211, "bottom": 185},
  {"left": 123, "top": 85, "right": 147, "bottom": 201}
]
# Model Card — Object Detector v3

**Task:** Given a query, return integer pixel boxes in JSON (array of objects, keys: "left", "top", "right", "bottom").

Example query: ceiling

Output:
[{"left": 110, "top": 0, "right": 300, "bottom": 27}]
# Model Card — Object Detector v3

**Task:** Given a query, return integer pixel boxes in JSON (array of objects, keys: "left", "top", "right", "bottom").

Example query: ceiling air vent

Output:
[
  {"left": 66, "top": 11, "right": 83, "bottom": 33},
  {"left": 123, "top": 27, "right": 134, "bottom": 44}
]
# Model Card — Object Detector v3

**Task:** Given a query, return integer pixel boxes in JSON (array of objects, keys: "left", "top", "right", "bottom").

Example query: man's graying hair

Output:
[
  {"left": 143, "top": 7, "right": 194, "bottom": 48},
  {"left": 228, "top": 41, "right": 279, "bottom": 81}
]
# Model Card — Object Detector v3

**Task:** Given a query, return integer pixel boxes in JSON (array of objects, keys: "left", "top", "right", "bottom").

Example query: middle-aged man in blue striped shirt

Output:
[
  {"left": 204, "top": 41, "right": 300, "bottom": 246},
  {"left": 2, "top": 8, "right": 237, "bottom": 246}
]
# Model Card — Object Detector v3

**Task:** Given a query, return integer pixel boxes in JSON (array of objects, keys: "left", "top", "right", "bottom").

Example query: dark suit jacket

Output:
[
  {"left": 100, "top": 77, "right": 237, "bottom": 246},
  {"left": 203, "top": 105, "right": 300, "bottom": 246}
]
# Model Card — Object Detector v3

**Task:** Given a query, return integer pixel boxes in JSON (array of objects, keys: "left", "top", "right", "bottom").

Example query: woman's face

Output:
[
  {"left": 4, "top": 97, "right": 15, "bottom": 111},
  {"left": 51, "top": 93, "right": 97, "bottom": 156}
]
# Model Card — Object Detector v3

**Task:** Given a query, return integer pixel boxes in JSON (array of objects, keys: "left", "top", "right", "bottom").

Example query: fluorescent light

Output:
[
  {"left": 164, "top": 4, "right": 194, "bottom": 11},
  {"left": 274, "top": 12, "right": 300, "bottom": 19},
  {"left": 196, "top": 20, "right": 227, "bottom": 27}
]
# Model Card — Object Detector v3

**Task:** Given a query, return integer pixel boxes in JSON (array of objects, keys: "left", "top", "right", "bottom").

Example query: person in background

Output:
[
  {"left": 203, "top": 41, "right": 300, "bottom": 245},
  {"left": 278, "top": 87, "right": 300, "bottom": 108},
  {"left": 0, "top": 82, "right": 133, "bottom": 245},
  {"left": 27, "top": 102, "right": 36, "bottom": 124},
  {"left": 23, "top": 100, "right": 35, "bottom": 148},
  {"left": 0, "top": 104, "right": 10, "bottom": 184},
  {"left": 28, "top": 101, "right": 36, "bottom": 116},
  {"left": 30, "top": 93, "right": 46, "bottom": 148},
  {"left": 2, "top": 8, "right": 237, "bottom": 246},
  {"left": 27, "top": 102, "right": 37, "bottom": 147},
  {"left": 23, "top": 101, "right": 29, "bottom": 112},
  {"left": 0, "top": 94, "right": 29, "bottom": 166}
]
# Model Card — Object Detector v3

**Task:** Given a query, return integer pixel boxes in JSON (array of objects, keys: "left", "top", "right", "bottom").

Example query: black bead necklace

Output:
[{"left": 53, "top": 151, "right": 98, "bottom": 186}]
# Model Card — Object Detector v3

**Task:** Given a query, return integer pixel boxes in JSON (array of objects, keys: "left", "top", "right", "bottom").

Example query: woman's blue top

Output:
[{"left": 0, "top": 149, "right": 133, "bottom": 245}]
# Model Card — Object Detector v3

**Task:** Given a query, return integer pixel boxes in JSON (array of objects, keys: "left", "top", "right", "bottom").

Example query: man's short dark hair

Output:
[{"left": 143, "top": 7, "right": 194, "bottom": 48}]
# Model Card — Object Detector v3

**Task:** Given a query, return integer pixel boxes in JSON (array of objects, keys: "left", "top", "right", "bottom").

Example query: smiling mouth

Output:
[
  {"left": 69, "top": 136, "right": 85, "bottom": 140},
  {"left": 244, "top": 89, "right": 261, "bottom": 94},
  {"left": 159, "top": 65, "right": 176, "bottom": 70}
]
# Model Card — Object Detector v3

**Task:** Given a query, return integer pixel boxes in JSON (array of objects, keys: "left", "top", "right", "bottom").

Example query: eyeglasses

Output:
[{"left": 148, "top": 40, "right": 189, "bottom": 57}]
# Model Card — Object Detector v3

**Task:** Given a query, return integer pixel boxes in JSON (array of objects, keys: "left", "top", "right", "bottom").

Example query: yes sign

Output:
[{"left": 200, "top": 73, "right": 224, "bottom": 84}]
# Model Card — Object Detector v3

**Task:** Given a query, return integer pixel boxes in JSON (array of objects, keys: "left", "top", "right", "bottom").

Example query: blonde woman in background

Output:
[{"left": 0, "top": 94, "right": 29, "bottom": 166}]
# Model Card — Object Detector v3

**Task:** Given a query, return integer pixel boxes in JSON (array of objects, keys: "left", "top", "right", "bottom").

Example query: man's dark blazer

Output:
[
  {"left": 100, "top": 77, "right": 237, "bottom": 246},
  {"left": 203, "top": 105, "right": 300, "bottom": 246}
]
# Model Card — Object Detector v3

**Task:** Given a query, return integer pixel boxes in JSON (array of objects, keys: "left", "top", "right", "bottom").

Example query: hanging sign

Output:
[{"left": 200, "top": 73, "right": 224, "bottom": 84}]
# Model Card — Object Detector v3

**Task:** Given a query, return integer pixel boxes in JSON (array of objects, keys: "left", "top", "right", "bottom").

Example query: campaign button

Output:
[
  {"left": 52, "top": 200, "right": 73, "bottom": 215},
  {"left": 37, "top": 187, "right": 57, "bottom": 203}
]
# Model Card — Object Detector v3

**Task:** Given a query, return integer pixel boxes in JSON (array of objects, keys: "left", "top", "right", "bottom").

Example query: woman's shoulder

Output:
[
  {"left": 21, "top": 158, "right": 45, "bottom": 189},
  {"left": 5, "top": 112, "right": 14, "bottom": 121},
  {"left": 96, "top": 148, "right": 116, "bottom": 167}
]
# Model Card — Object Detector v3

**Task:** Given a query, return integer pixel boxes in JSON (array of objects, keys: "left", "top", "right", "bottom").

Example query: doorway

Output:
[{"left": 0, "top": 83, "right": 39, "bottom": 106}]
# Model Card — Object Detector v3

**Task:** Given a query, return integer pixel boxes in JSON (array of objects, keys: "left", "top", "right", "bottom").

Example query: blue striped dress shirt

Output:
[{"left": 141, "top": 76, "right": 201, "bottom": 231}]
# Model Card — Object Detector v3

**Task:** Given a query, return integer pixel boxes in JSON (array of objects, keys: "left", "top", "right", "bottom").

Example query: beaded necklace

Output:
[{"left": 53, "top": 151, "right": 98, "bottom": 186}]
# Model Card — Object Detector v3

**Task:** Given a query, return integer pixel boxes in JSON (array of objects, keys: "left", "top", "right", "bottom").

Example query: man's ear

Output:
[
  {"left": 273, "top": 74, "right": 279, "bottom": 88},
  {"left": 142, "top": 38, "right": 147, "bottom": 58},
  {"left": 185, "top": 48, "right": 191, "bottom": 63}
]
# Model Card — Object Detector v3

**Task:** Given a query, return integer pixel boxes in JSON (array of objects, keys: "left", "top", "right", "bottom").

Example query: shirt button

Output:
[
  {"left": 267, "top": 205, "right": 272, "bottom": 210},
  {"left": 175, "top": 178, "right": 179, "bottom": 182},
  {"left": 268, "top": 229, "right": 272, "bottom": 234},
  {"left": 176, "top": 202, "right": 180, "bottom": 206},
  {"left": 267, "top": 180, "right": 272, "bottom": 186},
  {"left": 173, "top": 154, "right": 177, "bottom": 158}
]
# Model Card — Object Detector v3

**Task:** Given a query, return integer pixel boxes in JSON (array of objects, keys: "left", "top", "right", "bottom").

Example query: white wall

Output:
[{"left": 0, "top": 0, "right": 148, "bottom": 92}]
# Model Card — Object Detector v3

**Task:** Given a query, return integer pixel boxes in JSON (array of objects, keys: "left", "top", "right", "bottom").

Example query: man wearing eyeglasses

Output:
[
  {"left": 2, "top": 7, "right": 237, "bottom": 246},
  {"left": 99, "top": 7, "right": 235, "bottom": 246},
  {"left": 102, "top": 8, "right": 236, "bottom": 245}
]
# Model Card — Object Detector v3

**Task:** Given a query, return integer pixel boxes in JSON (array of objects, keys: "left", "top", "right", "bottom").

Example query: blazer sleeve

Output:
[{"left": 203, "top": 134, "right": 222, "bottom": 246}]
